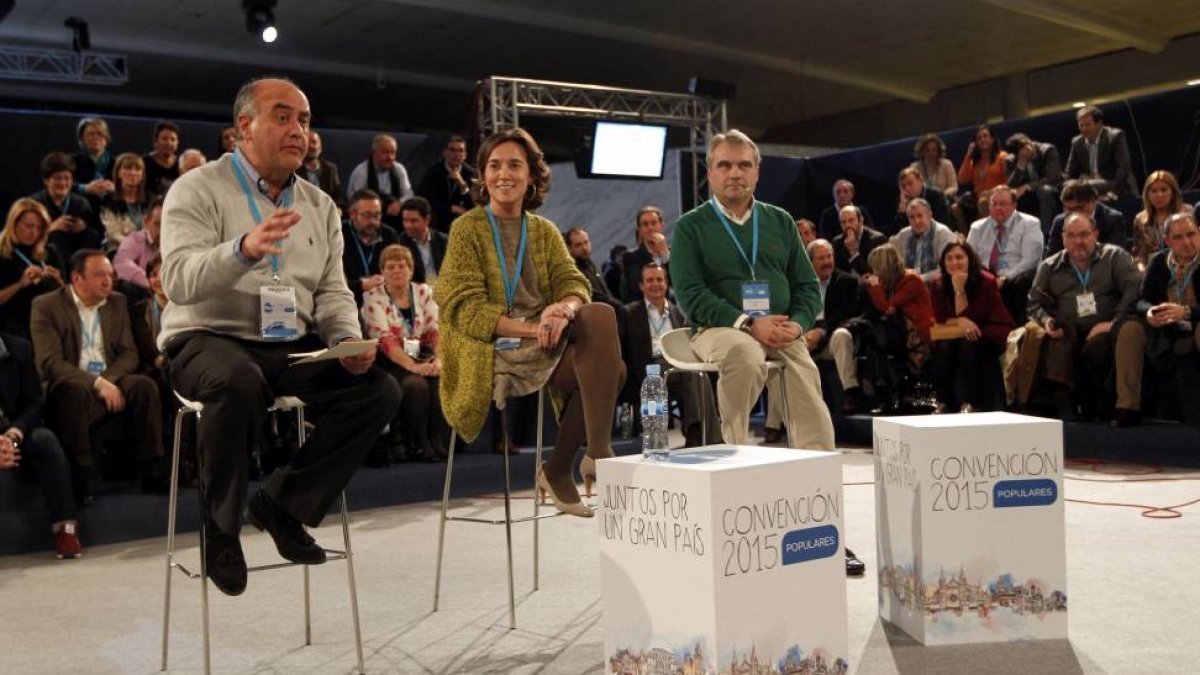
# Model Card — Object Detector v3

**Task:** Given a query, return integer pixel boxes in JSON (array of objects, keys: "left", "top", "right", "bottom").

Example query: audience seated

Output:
[
  {"left": 0, "top": 332, "right": 81, "bottom": 559},
  {"left": 362, "top": 244, "right": 447, "bottom": 463},
  {"left": 1026, "top": 212, "right": 1144, "bottom": 427},
  {"left": 896, "top": 166, "right": 952, "bottom": 234},
  {"left": 397, "top": 196, "right": 448, "bottom": 283},
  {"left": 178, "top": 148, "right": 207, "bottom": 175},
  {"left": 860, "top": 245, "right": 934, "bottom": 410},
  {"left": 99, "top": 152, "right": 153, "bottom": 254},
  {"left": 833, "top": 204, "right": 888, "bottom": 276},
  {"left": 930, "top": 241, "right": 1014, "bottom": 413},
  {"left": 1047, "top": 180, "right": 1127, "bottom": 257},
  {"left": 142, "top": 122, "right": 180, "bottom": 196},
  {"left": 299, "top": 131, "right": 344, "bottom": 212},
  {"left": 565, "top": 227, "right": 621, "bottom": 309},
  {"left": 31, "top": 250, "right": 166, "bottom": 502},
  {"left": 345, "top": 134, "right": 415, "bottom": 230},
  {"left": 956, "top": 124, "right": 1008, "bottom": 226},
  {"left": 818, "top": 179, "right": 877, "bottom": 240},
  {"left": 72, "top": 117, "right": 116, "bottom": 209},
  {"left": 1132, "top": 170, "right": 1190, "bottom": 271},
  {"left": 889, "top": 198, "right": 956, "bottom": 282},
  {"left": 1, "top": 199, "right": 65, "bottom": 339},
  {"left": 217, "top": 126, "right": 237, "bottom": 156},
  {"left": 622, "top": 206, "right": 672, "bottom": 302},
  {"left": 603, "top": 244, "right": 627, "bottom": 302},
  {"left": 31, "top": 152, "right": 102, "bottom": 261},
  {"left": 618, "top": 263, "right": 720, "bottom": 447},
  {"left": 1137, "top": 213, "right": 1200, "bottom": 422},
  {"left": 967, "top": 186, "right": 1043, "bottom": 324},
  {"left": 1004, "top": 132, "right": 1063, "bottom": 235},
  {"left": 341, "top": 189, "right": 401, "bottom": 305},
  {"left": 1064, "top": 105, "right": 1139, "bottom": 200},
  {"left": 417, "top": 135, "right": 477, "bottom": 232},
  {"left": 910, "top": 133, "right": 958, "bottom": 200},
  {"left": 113, "top": 197, "right": 163, "bottom": 293},
  {"left": 796, "top": 218, "right": 817, "bottom": 248}
]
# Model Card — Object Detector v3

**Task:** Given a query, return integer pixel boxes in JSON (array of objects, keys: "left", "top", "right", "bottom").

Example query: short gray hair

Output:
[
  {"left": 906, "top": 198, "right": 932, "bottom": 215},
  {"left": 1164, "top": 212, "right": 1198, "bottom": 237},
  {"left": 838, "top": 204, "right": 863, "bottom": 221},
  {"left": 706, "top": 129, "right": 760, "bottom": 166},
  {"left": 231, "top": 76, "right": 296, "bottom": 140},
  {"left": 807, "top": 238, "right": 834, "bottom": 257}
]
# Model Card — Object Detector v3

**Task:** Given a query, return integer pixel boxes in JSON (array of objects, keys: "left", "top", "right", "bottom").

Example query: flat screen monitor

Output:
[{"left": 589, "top": 120, "right": 668, "bottom": 179}]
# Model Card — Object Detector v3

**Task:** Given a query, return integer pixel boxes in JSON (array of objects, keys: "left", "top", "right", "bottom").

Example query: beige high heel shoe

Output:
[
  {"left": 536, "top": 467, "right": 594, "bottom": 518},
  {"left": 579, "top": 456, "right": 596, "bottom": 499}
]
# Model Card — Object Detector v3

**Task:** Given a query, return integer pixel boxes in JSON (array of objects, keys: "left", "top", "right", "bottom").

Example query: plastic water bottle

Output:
[
  {"left": 618, "top": 403, "right": 634, "bottom": 439},
  {"left": 640, "top": 364, "right": 669, "bottom": 461}
]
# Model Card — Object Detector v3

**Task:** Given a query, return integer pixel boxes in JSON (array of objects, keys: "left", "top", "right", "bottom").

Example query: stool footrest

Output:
[
  {"left": 445, "top": 512, "right": 564, "bottom": 526},
  {"left": 168, "top": 552, "right": 350, "bottom": 579}
]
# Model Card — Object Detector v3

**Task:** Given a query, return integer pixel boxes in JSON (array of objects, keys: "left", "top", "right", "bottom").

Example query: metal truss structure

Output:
[
  {"left": 478, "top": 76, "right": 727, "bottom": 208},
  {"left": 0, "top": 45, "right": 129, "bottom": 86}
]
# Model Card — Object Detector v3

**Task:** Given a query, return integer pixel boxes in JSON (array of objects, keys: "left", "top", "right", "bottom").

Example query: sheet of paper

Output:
[{"left": 287, "top": 338, "right": 378, "bottom": 365}]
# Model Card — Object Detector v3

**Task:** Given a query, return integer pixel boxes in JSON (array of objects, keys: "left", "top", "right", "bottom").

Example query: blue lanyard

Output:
[
  {"left": 649, "top": 306, "right": 670, "bottom": 337},
  {"left": 1169, "top": 259, "right": 1197, "bottom": 304},
  {"left": 1071, "top": 263, "right": 1091, "bottom": 291},
  {"left": 484, "top": 204, "right": 528, "bottom": 310},
  {"left": 231, "top": 150, "right": 293, "bottom": 279},
  {"left": 13, "top": 249, "right": 44, "bottom": 270},
  {"left": 82, "top": 311, "right": 101, "bottom": 351},
  {"left": 150, "top": 299, "right": 162, "bottom": 332},
  {"left": 61, "top": 193, "right": 72, "bottom": 216},
  {"left": 711, "top": 198, "right": 759, "bottom": 279},
  {"left": 352, "top": 236, "right": 375, "bottom": 274}
]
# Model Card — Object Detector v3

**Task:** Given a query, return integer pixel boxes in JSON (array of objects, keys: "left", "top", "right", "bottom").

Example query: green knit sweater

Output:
[
  {"left": 434, "top": 207, "right": 590, "bottom": 441},
  {"left": 670, "top": 200, "right": 821, "bottom": 330}
]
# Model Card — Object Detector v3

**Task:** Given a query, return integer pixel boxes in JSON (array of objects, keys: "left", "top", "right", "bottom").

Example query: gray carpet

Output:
[{"left": 1, "top": 449, "right": 1198, "bottom": 674}]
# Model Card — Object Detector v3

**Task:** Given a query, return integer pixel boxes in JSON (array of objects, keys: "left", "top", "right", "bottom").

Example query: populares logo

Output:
[{"left": 781, "top": 525, "right": 839, "bottom": 565}]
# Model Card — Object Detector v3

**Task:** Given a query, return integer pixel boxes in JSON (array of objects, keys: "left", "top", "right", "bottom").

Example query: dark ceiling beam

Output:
[{"left": 977, "top": 0, "right": 1166, "bottom": 53}]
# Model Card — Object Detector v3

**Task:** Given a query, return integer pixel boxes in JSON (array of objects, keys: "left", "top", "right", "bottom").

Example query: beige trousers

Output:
[
  {"left": 766, "top": 327, "right": 856, "bottom": 429},
  {"left": 691, "top": 327, "right": 835, "bottom": 450}
]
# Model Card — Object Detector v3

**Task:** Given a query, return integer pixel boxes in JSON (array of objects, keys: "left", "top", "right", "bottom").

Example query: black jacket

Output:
[
  {"left": 341, "top": 223, "right": 401, "bottom": 303},
  {"left": 618, "top": 300, "right": 688, "bottom": 404},
  {"left": 398, "top": 229, "right": 449, "bottom": 284},
  {"left": 1046, "top": 203, "right": 1127, "bottom": 256},
  {"left": 0, "top": 333, "right": 44, "bottom": 438},
  {"left": 417, "top": 162, "right": 478, "bottom": 233},
  {"left": 813, "top": 270, "right": 865, "bottom": 352},
  {"left": 1139, "top": 249, "right": 1200, "bottom": 322},
  {"left": 832, "top": 226, "right": 888, "bottom": 276}
]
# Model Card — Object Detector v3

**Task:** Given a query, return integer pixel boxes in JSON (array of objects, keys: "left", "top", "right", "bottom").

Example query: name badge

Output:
[
  {"left": 260, "top": 285, "right": 299, "bottom": 340},
  {"left": 651, "top": 336, "right": 662, "bottom": 358},
  {"left": 87, "top": 360, "right": 104, "bottom": 375},
  {"left": 1076, "top": 291, "right": 1098, "bottom": 318},
  {"left": 742, "top": 282, "right": 770, "bottom": 317},
  {"left": 404, "top": 338, "right": 420, "bottom": 358},
  {"left": 494, "top": 337, "right": 521, "bottom": 351}
]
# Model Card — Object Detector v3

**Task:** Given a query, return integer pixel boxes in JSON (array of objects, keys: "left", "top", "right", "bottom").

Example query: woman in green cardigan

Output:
[{"left": 434, "top": 128, "right": 625, "bottom": 517}]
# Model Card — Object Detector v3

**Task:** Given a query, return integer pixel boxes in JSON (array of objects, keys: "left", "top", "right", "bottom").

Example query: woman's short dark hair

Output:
[
  {"left": 937, "top": 238, "right": 983, "bottom": 302},
  {"left": 472, "top": 128, "right": 551, "bottom": 211}
]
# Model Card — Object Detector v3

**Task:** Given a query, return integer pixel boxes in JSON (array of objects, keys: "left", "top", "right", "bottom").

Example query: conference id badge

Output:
[
  {"left": 651, "top": 336, "right": 662, "bottom": 358},
  {"left": 87, "top": 361, "right": 104, "bottom": 375},
  {"left": 1076, "top": 291, "right": 1098, "bottom": 318},
  {"left": 742, "top": 282, "right": 770, "bottom": 317},
  {"left": 260, "top": 285, "right": 299, "bottom": 341},
  {"left": 494, "top": 337, "right": 521, "bottom": 351}
]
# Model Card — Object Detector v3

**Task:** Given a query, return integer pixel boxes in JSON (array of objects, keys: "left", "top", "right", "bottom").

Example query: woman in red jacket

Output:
[
  {"left": 930, "top": 240, "right": 1014, "bottom": 412},
  {"left": 864, "top": 244, "right": 934, "bottom": 374}
]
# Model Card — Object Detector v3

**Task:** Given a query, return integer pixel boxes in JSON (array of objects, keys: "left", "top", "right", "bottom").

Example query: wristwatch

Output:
[{"left": 738, "top": 316, "right": 755, "bottom": 335}]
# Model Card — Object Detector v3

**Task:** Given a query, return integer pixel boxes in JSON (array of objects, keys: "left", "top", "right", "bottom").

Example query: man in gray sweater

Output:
[{"left": 159, "top": 78, "right": 400, "bottom": 596}]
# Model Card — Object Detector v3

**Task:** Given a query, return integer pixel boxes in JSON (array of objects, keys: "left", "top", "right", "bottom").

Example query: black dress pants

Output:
[{"left": 169, "top": 333, "right": 400, "bottom": 535}]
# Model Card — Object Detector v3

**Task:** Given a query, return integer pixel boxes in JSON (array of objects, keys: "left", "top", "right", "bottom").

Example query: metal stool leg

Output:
[
  {"left": 432, "top": 432, "right": 456, "bottom": 611},
  {"left": 500, "top": 407, "right": 516, "bottom": 630},
  {"left": 778, "top": 368, "right": 796, "bottom": 449},
  {"left": 340, "top": 493, "right": 365, "bottom": 675},
  {"left": 295, "top": 407, "right": 312, "bottom": 646},
  {"left": 533, "top": 388, "right": 544, "bottom": 591},
  {"left": 696, "top": 372, "right": 708, "bottom": 446},
  {"left": 161, "top": 407, "right": 190, "bottom": 671}
]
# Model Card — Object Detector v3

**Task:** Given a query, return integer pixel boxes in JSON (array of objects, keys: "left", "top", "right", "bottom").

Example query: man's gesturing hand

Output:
[{"left": 241, "top": 208, "right": 302, "bottom": 261}]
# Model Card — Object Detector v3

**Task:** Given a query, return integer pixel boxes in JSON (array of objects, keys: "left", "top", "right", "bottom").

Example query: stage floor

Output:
[{"left": 2, "top": 450, "right": 1199, "bottom": 674}]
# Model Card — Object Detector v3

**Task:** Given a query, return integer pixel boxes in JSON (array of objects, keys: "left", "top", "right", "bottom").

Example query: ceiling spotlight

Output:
[
  {"left": 243, "top": 0, "right": 278, "bottom": 43},
  {"left": 1071, "top": 101, "right": 1087, "bottom": 108},
  {"left": 1187, "top": 79, "right": 1200, "bottom": 87},
  {"left": 63, "top": 16, "right": 90, "bottom": 53}
]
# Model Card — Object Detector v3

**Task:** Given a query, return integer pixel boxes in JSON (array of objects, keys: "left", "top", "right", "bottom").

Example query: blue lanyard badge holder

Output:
[
  {"left": 1073, "top": 266, "right": 1097, "bottom": 318},
  {"left": 712, "top": 199, "right": 770, "bottom": 317},
  {"left": 82, "top": 313, "right": 105, "bottom": 374},
  {"left": 232, "top": 152, "right": 299, "bottom": 341},
  {"left": 486, "top": 205, "right": 527, "bottom": 352}
]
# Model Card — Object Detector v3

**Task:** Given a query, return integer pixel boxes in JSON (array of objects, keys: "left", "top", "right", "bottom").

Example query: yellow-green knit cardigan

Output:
[{"left": 433, "top": 207, "right": 591, "bottom": 441}]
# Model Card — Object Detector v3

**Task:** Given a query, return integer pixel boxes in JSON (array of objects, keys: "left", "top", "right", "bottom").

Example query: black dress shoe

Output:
[
  {"left": 845, "top": 548, "right": 866, "bottom": 577},
  {"left": 246, "top": 490, "right": 327, "bottom": 565},
  {"left": 205, "top": 531, "right": 247, "bottom": 596},
  {"left": 762, "top": 427, "right": 784, "bottom": 444},
  {"left": 1110, "top": 409, "right": 1142, "bottom": 428}
]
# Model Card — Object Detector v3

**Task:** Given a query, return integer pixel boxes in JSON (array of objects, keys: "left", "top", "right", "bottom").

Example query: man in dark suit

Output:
[
  {"left": 619, "top": 263, "right": 719, "bottom": 447},
  {"left": 817, "top": 179, "right": 876, "bottom": 241},
  {"left": 1046, "top": 180, "right": 1128, "bottom": 256},
  {"left": 342, "top": 189, "right": 401, "bottom": 305},
  {"left": 0, "top": 332, "right": 82, "bottom": 558},
  {"left": 1005, "top": 132, "right": 1064, "bottom": 235},
  {"left": 299, "top": 131, "right": 344, "bottom": 212},
  {"left": 564, "top": 227, "right": 620, "bottom": 309},
  {"left": 764, "top": 238, "right": 865, "bottom": 438},
  {"left": 622, "top": 205, "right": 672, "bottom": 302},
  {"left": 832, "top": 205, "right": 888, "bottom": 276},
  {"left": 896, "top": 166, "right": 952, "bottom": 233},
  {"left": 30, "top": 250, "right": 164, "bottom": 497},
  {"left": 397, "top": 196, "right": 448, "bottom": 284},
  {"left": 1064, "top": 105, "right": 1138, "bottom": 199},
  {"left": 416, "top": 135, "right": 477, "bottom": 232}
]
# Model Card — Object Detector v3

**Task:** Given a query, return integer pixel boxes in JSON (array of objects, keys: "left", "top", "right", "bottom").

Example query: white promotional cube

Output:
[
  {"left": 873, "top": 412, "right": 1066, "bottom": 645},
  {"left": 599, "top": 445, "right": 848, "bottom": 675}
]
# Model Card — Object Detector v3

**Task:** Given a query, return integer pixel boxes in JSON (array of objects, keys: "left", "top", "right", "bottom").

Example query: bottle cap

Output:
[{"left": 646, "top": 364, "right": 661, "bottom": 376}]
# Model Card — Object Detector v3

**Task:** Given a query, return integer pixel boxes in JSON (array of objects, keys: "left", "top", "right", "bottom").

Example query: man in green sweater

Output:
[{"left": 670, "top": 130, "right": 835, "bottom": 451}]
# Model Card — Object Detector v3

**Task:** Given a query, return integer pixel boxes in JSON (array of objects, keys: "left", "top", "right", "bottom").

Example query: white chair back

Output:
[{"left": 659, "top": 328, "right": 717, "bottom": 373}]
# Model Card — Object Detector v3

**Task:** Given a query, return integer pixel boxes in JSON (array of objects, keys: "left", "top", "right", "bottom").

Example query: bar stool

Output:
[
  {"left": 659, "top": 328, "right": 795, "bottom": 447},
  {"left": 160, "top": 394, "right": 364, "bottom": 675},
  {"left": 432, "top": 387, "right": 562, "bottom": 629}
]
